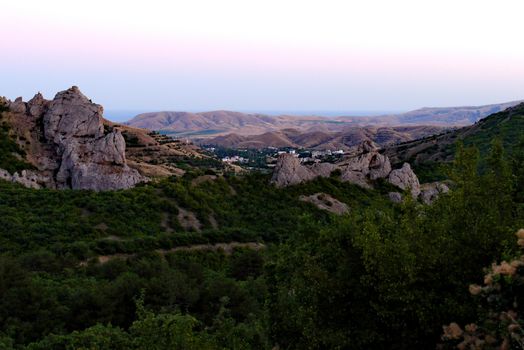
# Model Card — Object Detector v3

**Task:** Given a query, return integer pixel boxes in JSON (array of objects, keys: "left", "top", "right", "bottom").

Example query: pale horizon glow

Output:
[{"left": 1, "top": 0, "right": 524, "bottom": 116}]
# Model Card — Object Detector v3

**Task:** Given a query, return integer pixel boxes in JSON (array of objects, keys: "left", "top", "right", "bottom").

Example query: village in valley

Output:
[{"left": 203, "top": 145, "right": 347, "bottom": 169}]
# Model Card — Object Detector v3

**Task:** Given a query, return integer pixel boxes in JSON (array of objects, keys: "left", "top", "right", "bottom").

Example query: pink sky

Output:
[{"left": 2, "top": 1, "right": 523, "bottom": 114}]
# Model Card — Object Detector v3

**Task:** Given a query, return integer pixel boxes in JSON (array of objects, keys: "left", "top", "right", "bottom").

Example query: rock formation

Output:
[
  {"left": 387, "top": 163, "right": 421, "bottom": 198},
  {"left": 271, "top": 140, "right": 443, "bottom": 202},
  {"left": 1, "top": 87, "right": 147, "bottom": 190},
  {"left": 271, "top": 140, "right": 393, "bottom": 190},
  {"left": 271, "top": 153, "right": 335, "bottom": 187},
  {"left": 0, "top": 169, "right": 48, "bottom": 189},
  {"left": 420, "top": 182, "right": 450, "bottom": 205},
  {"left": 337, "top": 141, "right": 391, "bottom": 188}
]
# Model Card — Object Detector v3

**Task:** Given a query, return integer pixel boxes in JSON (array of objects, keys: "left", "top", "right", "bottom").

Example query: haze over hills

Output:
[{"left": 125, "top": 100, "right": 523, "bottom": 139}]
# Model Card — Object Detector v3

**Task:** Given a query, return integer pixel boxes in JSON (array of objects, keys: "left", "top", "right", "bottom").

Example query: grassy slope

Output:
[{"left": 461, "top": 103, "right": 524, "bottom": 155}]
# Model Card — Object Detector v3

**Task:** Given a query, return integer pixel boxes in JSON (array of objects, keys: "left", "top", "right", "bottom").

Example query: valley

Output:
[{"left": 0, "top": 88, "right": 523, "bottom": 349}]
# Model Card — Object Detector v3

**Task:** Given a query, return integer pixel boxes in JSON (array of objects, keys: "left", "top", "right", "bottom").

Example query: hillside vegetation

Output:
[
  {"left": 386, "top": 102, "right": 524, "bottom": 182},
  {"left": 1, "top": 105, "right": 524, "bottom": 349},
  {"left": 0, "top": 102, "right": 33, "bottom": 173}
]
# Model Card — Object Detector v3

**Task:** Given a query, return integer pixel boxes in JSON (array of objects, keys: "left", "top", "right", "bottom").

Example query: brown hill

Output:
[
  {"left": 204, "top": 125, "right": 446, "bottom": 150},
  {"left": 335, "top": 101, "right": 523, "bottom": 126},
  {"left": 126, "top": 101, "right": 523, "bottom": 138}
]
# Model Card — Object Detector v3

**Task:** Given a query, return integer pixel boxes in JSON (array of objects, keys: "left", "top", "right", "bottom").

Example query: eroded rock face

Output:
[
  {"left": 270, "top": 140, "right": 442, "bottom": 203},
  {"left": 27, "top": 92, "right": 48, "bottom": 118},
  {"left": 271, "top": 140, "right": 391, "bottom": 189},
  {"left": 8, "top": 97, "right": 27, "bottom": 114},
  {"left": 44, "top": 87, "right": 104, "bottom": 143},
  {"left": 387, "top": 163, "right": 421, "bottom": 198},
  {"left": 271, "top": 154, "right": 333, "bottom": 187},
  {"left": 3, "top": 86, "right": 148, "bottom": 190},
  {"left": 338, "top": 145, "right": 391, "bottom": 188}
]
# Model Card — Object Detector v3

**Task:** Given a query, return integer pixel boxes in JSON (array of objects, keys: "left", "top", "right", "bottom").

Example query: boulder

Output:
[
  {"left": 388, "top": 192, "right": 403, "bottom": 203},
  {"left": 340, "top": 169, "right": 370, "bottom": 188},
  {"left": 271, "top": 154, "right": 318, "bottom": 187},
  {"left": 420, "top": 182, "right": 450, "bottom": 204},
  {"left": 368, "top": 153, "right": 392, "bottom": 180},
  {"left": 387, "top": 163, "right": 421, "bottom": 198}
]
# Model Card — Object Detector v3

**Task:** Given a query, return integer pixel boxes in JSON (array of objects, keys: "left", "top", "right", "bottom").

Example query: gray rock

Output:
[
  {"left": 368, "top": 153, "right": 392, "bottom": 180},
  {"left": 419, "top": 182, "right": 450, "bottom": 204},
  {"left": 271, "top": 154, "right": 318, "bottom": 187},
  {"left": 0, "top": 168, "right": 51, "bottom": 189},
  {"left": 333, "top": 142, "right": 390, "bottom": 187},
  {"left": 388, "top": 192, "right": 403, "bottom": 203},
  {"left": 340, "top": 169, "right": 370, "bottom": 188},
  {"left": 271, "top": 140, "right": 402, "bottom": 189},
  {"left": 8, "top": 97, "right": 27, "bottom": 114},
  {"left": 387, "top": 163, "right": 421, "bottom": 198},
  {"left": 3, "top": 86, "right": 148, "bottom": 191},
  {"left": 27, "top": 92, "right": 49, "bottom": 118},
  {"left": 43, "top": 86, "right": 104, "bottom": 143},
  {"left": 358, "top": 140, "right": 379, "bottom": 153}
]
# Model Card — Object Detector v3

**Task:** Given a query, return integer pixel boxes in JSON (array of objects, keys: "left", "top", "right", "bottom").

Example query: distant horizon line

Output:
[{"left": 104, "top": 98, "right": 524, "bottom": 122}]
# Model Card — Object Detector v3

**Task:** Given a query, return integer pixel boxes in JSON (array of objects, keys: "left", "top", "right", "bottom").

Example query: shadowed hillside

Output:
[{"left": 385, "top": 102, "right": 524, "bottom": 181}]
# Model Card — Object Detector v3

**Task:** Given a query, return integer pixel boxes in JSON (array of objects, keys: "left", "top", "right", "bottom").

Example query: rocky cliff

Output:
[
  {"left": 271, "top": 140, "right": 445, "bottom": 203},
  {"left": 0, "top": 87, "right": 147, "bottom": 190}
]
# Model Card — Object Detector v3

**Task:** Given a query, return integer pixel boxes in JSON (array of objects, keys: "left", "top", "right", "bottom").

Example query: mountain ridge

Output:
[
  {"left": 126, "top": 100, "right": 523, "bottom": 138},
  {"left": 384, "top": 102, "right": 524, "bottom": 181},
  {"left": 202, "top": 125, "right": 448, "bottom": 150}
]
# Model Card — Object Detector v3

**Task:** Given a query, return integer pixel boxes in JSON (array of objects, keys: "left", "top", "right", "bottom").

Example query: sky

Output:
[{"left": 1, "top": 0, "right": 524, "bottom": 119}]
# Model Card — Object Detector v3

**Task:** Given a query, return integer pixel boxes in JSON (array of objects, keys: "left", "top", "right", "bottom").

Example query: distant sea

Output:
[
  {"left": 105, "top": 109, "right": 404, "bottom": 123},
  {"left": 104, "top": 110, "right": 150, "bottom": 123}
]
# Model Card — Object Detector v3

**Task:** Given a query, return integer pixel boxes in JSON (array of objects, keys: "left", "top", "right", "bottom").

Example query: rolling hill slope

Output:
[
  {"left": 125, "top": 101, "right": 523, "bottom": 137},
  {"left": 385, "top": 102, "right": 524, "bottom": 180},
  {"left": 203, "top": 125, "right": 446, "bottom": 150}
]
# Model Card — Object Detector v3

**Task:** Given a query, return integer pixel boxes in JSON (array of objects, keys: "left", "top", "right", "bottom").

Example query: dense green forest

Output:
[{"left": 1, "top": 120, "right": 524, "bottom": 347}]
